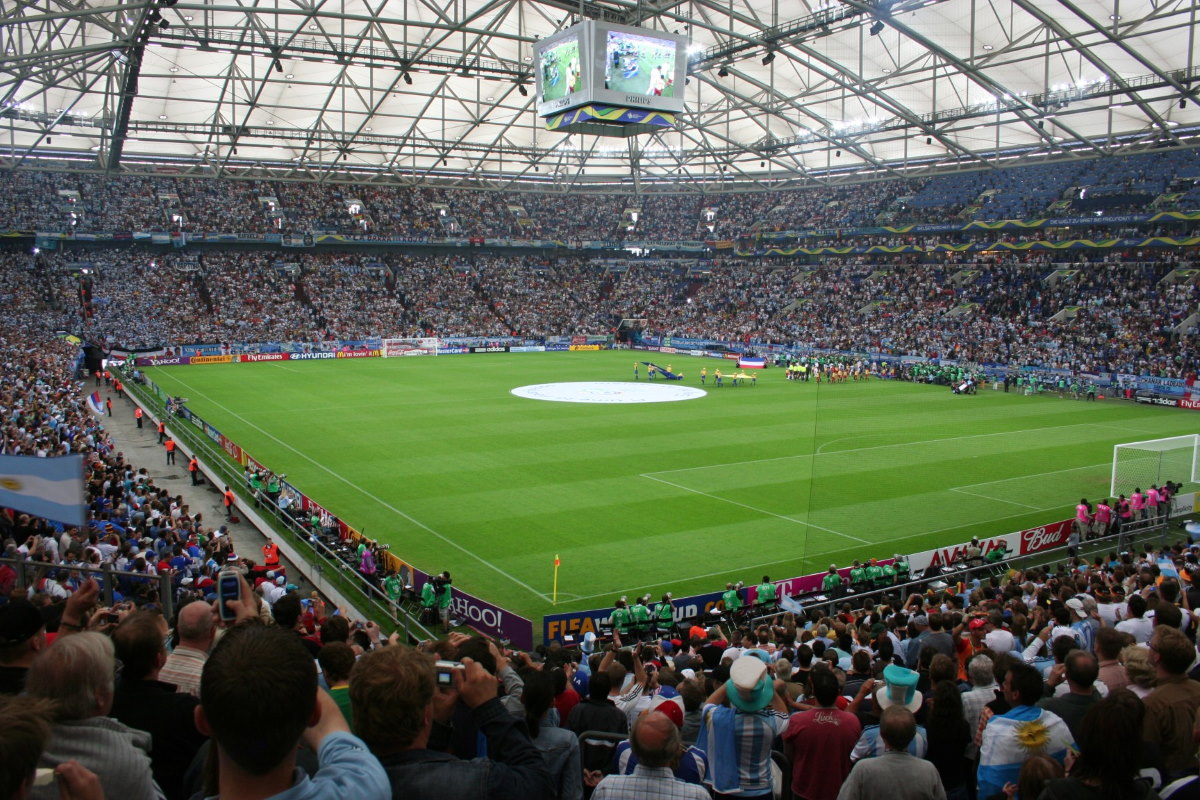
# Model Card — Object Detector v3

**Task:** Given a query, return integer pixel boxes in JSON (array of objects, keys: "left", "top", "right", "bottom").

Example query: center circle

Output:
[{"left": 511, "top": 381, "right": 708, "bottom": 404}]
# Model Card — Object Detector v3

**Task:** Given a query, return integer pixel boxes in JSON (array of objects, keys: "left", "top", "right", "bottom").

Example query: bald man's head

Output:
[
  {"left": 176, "top": 601, "right": 216, "bottom": 647},
  {"left": 631, "top": 711, "right": 682, "bottom": 769}
]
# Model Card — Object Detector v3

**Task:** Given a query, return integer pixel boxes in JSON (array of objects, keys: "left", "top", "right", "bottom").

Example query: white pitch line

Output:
[
  {"left": 647, "top": 420, "right": 1149, "bottom": 476},
  {"left": 950, "top": 486, "right": 1043, "bottom": 510},
  {"left": 953, "top": 461, "right": 1111, "bottom": 490},
  {"left": 160, "top": 373, "right": 553, "bottom": 602},
  {"left": 640, "top": 473, "right": 870, "bottom": 544}
]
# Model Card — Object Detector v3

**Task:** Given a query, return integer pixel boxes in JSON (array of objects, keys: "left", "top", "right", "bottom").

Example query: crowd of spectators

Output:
[
  {"left": 6, "top": 247, "right": 1197, "bottom": 377},
  {"left": 3, "top": 148, "right": 1200, "bottom": 239}
]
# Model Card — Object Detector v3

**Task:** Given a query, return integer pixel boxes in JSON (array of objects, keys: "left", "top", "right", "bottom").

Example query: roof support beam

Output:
[
  {"left": 1010, "top": 0, "right": 1181, "bottom": 146},
  {"left": 106, "top": 42, "right": 145, "bottom": 171}
]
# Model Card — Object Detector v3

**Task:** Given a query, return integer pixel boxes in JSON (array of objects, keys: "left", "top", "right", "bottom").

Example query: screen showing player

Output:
[
  {"left": 603, "top": 30, "right": 677, "bottom": 98},
  {"left": 538, "top": 34, "right": 583, "bottom": 104}
]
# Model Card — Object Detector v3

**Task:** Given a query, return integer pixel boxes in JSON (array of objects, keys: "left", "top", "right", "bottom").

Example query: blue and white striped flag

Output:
[
  {"left": 977, "top": 706, "right": 1073, "bottom": 799},
  {"left": 0, "top": 454, "right": 85, "bottom": 527}
]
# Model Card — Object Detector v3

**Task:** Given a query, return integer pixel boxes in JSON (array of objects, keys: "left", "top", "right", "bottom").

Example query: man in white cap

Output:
[
  {"left": 260, "top": 574, "right": 287, "bottom": 607},
  {"left": 696, "top": 653, "right": 787, "bottom": 799}
]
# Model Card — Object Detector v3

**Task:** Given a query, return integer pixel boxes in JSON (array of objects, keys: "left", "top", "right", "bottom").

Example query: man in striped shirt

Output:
[
  {"left": 159, "top": 601, "right": 214, "bottom": 698},
  {"left": 696, "top": 655, "right": 788, "bottom": 799}
]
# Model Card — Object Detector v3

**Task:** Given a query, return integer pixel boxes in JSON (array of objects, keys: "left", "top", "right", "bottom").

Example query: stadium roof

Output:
[{"left": 2, "top": 0, "right": 1199, "bottom": 191}]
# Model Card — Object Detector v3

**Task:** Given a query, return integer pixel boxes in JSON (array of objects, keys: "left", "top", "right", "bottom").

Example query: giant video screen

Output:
[
  {"left": 591, "top": 23, "right": 689, "bottom": 114},
  {"left": 535, "top": 24, "right": 591, "bottom": 117},
  {"left": 603, "top": 30, "right": 678, "bottom": 98}
]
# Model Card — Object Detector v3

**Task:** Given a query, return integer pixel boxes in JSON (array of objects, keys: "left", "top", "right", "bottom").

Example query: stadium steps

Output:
[
  {"left": 948, "top": 269, "right": 982, "bottom": 287},
  {"left": 1160, "top": 269, "right": 1200, "bottom": 286},
  {"left": 1048, "top": 306, "right": 1083, "bottom": 323},
  {"left": 1044, "top": 268, "right": 1079, "bottom": 286},
  {"left": 1176, "top": 310, "right": 1200, "bottom": 334},
  {"left": 856, "top": 300, "right": 888, "bottom": 315},
  {"left": 776, "top": 297, "right": 810, "bottom": 316},
  {"left": 944, "top": 302, "right": 980, "bottom": 317}
]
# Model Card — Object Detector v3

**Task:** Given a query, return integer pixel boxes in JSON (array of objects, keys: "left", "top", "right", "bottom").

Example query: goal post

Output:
[
  {"left": 1110, "top": 434, "right": 1200, "bottom": 498},
  {"left": 382, "top": 337, "right": 440, "bottom": 358}
]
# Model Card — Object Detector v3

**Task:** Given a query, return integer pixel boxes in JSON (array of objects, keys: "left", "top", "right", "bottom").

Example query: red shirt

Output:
[
  {"left": 783, "top": 706, "right": 862, "bottom": 800},
  {"left": 553, "top": 687, "right": 581, "bottom": 725}
]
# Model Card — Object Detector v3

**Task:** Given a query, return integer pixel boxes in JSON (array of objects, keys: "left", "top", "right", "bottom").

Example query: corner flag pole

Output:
[{"left": 553, "top": 555, "right": 561, "bottom": 605}]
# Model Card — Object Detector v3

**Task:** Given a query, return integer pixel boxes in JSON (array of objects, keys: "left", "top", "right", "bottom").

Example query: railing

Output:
[
  {"left": 2, "top": 557, "right": 178, "bottom": 620},
  {"left": 739, "top": 512, "right": 1177, "bottom": 625}
]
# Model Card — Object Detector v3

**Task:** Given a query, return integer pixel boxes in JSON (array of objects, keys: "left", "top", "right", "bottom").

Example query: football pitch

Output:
[{"left": 144, "top": 351, "right": 1198, "bottom": 622}]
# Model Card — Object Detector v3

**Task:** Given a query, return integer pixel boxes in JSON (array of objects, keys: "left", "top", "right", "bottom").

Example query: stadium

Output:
[{"left": 1, "top": 0, "right": 1200, "bottom": 798}]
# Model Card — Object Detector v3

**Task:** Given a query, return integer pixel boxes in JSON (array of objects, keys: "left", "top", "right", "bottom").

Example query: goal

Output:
[
  {"left": 382, "top": 337, "right": 440, "bottom": 358},
  {"left": 1110, "top": 434, "right": 1200, "bottom": 499}
]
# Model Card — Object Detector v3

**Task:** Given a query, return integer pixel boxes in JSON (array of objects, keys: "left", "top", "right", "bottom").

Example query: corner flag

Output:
[
  {"left": 553, "top": 555, "right": 561, "bottom": 605},
  {"left": 0, "top": 454, "right": 85, "bottom": 527}
]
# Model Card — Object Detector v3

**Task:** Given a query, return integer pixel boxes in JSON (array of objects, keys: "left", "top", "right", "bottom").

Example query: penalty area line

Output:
[
  {"left": 639, "top": 473, "right": 869, "bottom": 544},
  {"left": 949, "top": 487, "right": 1043, "bottom": 510},
  {"left": 160, "top": 373, "right": 553, "bottom": 603}
]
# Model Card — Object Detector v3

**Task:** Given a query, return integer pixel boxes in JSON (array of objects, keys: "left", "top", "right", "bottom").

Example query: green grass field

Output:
[{"left": 144, "top": 351, "right": 1198, "bottom": 622}]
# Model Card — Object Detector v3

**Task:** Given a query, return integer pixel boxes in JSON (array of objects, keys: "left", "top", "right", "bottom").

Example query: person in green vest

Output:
[
  {"left": 879, "top": 560, "right": 897, "bottom": 588},
  {"left": 248, "top": 470, "right": 264, "bottom": 507},
  {"left": 435, "top": 571, "right": 453, "bottom": 633},
  {"left": 849, "top": 560, "right": 867, "bottom": 587},
  {"left": 721, "top": 582, "right": 743, "bottom": 617},
  {"left": 756, "top": 575, "right": 777, "bottom": 612},
  {"left": 609, "top": 597, "right": 632, "bottom": 638},
  {"left": 894, "top": 553, "right": 910, "bottom": 582},
  {"left": 266, "top": 471, "right": 282, "bottom": 504},
  {"left": 985, "top": 541, "right": 1009, "bottom": 563},
  {"left": 419, "top": 578, "right": 437, "bottom": 625},
  {"left": 653, "top": 592, "right": 675, "bottom": 636},
  {"left": 821, "top": 565, "right": 842, "bottom": 594},
  {"left": 383, "top": 571, "right": 403, "bottom": 619},
  {"left": 630, "top": 595, "right": 653, "bottom": 641},
  {"left": 864, "top": 558, "right": 883, "bottom": 586}
]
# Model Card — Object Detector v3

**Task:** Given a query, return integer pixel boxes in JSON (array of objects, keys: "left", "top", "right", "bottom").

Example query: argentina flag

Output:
[
  {"left": 977, "top": 706, "right": 1073, "bottom": 799},
  {"left": 0, "top": 454, "right": 86, "bottom": 527}
]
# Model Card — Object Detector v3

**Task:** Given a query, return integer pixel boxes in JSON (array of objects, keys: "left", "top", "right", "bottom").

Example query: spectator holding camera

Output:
[
  {"left": 195, "top": 576, "right": 389, "bottom": 800},
  {"left": 349, "top": 646, "right": 552, "bottom": 800}
]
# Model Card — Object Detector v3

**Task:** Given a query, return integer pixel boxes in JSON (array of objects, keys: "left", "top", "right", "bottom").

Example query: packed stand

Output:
[{"left": 4, "top": 148, "right": 1200, "bottom": 240}]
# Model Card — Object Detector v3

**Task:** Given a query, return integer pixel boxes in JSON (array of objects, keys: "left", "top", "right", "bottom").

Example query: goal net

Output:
[
  {"left": 382, "top": 337, "right": 440, "bottom": 357},
  {"left": 1110, "top": 434, "right": 1200, "bottom": 499},
  {"left": 615, "top": 318, "right": 648, "bottom": 346}
]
